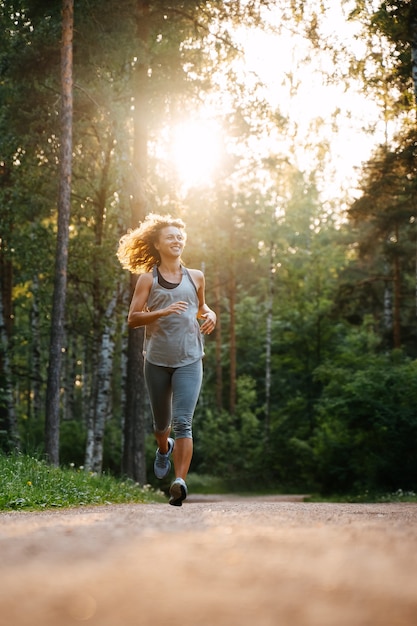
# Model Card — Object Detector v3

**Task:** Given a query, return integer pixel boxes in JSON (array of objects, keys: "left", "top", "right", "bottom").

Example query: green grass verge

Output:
[
  {"left": 305, "top": 489, "right": 417, "bottom": 503},
  {"left": 0, "top": 454, "right": 166, "bottom": 511}
]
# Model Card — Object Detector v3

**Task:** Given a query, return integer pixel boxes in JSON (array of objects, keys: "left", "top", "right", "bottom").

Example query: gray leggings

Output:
[{"left": 144, "top": 359, "right": 203, "bottom": 439}]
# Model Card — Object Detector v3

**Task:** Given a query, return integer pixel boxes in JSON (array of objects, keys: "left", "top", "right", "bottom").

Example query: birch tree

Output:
[{"left": 85, "top": 288, "right": 120, "bottom": 473}]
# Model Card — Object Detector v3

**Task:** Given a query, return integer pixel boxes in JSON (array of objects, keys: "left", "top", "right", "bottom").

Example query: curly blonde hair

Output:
[{"left": 117, "top": 213, "right": 186, "bottom": 273}]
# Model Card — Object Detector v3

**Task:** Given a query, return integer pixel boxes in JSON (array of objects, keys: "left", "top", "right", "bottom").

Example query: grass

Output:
[
  {"left": 0, "top": 454, "right": 166, "bottom": 511},
  {"left": 305, "top": 489, "right": 417, "bottom": 503},
  {"left": 3, "top": 455, "right": 415, "bottom": 511}
]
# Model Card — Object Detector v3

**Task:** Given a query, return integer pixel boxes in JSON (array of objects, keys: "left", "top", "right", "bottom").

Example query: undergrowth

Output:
[{"left": 0, "top": 454, "right": 165, "bottom": 511}]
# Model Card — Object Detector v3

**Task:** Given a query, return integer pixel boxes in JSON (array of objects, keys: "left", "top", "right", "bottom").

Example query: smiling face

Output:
[{"left": 154, "top": 226, "right": 186, "bottom": 261}]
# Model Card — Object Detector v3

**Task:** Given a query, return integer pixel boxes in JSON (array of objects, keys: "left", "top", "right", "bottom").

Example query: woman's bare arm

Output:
[
  {"left": 188, "top": 269, "right": 217, "bottom": 334},
  {"left": 127, "top": 273, "right": 188, "bottom": 328}
]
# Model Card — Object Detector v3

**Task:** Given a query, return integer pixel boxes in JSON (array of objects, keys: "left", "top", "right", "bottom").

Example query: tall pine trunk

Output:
[
  {"left": 214, "top": 269, "right": 223, "bottom": 411},
  {"left": 264, "top": 241, "right": 275, "bottom": 440},
  {"left": 45, "top": 0, "right": 73, "bottom": 465},
  {"left": 121, "top": 0, "right": 149, "bottom": 483},
  {"left": 0, "top": 284, "right": 19, "bottom": 450},
  {"left": 410, "top": 9, "right": 417, "bottom": 317},
  {"left": 0, "top": 234, "right": 19, "bottom": 449},
  {"left": 30, "top": 274, "right": 43, "bottom": 421},
  {"left": 392, "top": 224, "right": 401, "bottom": 349},
  {"left": 410, "top": 5, "right": 417, "bottom": 316},
  {"left": 410, "top": 3, "right": 417, "bottom": 111},
  {"left": 229, "top": 261, "right": 237, "bottom": 415}
]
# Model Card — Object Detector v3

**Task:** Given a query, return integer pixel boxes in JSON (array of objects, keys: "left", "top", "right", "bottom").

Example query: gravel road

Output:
[{"left": 0, "top": 494, "right": 416, "bottom": 626}]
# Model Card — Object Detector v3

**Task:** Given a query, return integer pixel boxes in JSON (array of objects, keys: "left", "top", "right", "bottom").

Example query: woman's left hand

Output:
[{"left": 200, "top": 311, "right": 216, "bottom": 335}]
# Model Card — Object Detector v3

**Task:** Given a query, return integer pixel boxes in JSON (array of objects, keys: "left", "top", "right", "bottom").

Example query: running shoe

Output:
[
  {"left": 154, "top": 437, "right": 174, "bottom": 479},
  {"left": 169, "top": 477, "right": 188, "bottom": 506}
]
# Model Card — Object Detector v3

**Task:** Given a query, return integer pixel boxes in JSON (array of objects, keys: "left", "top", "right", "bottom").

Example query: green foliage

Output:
[
  {"left": 264, "top": 392, "right": 318, "bottom": 492},
  {"left": 19, "top": 416, "right": 124, "bottom": 478},
  {"left": 307, "top": 489, "right": 417, "bottom": 503},
  {"left": 2, "top": 0, "right": 417, "bottom": 500},
  {"left": 312, "top": 342, "right": 417, "bottom": 494},
  {"left": 193, "top": 375, "right": 264, "bottom": 487},
  {"left": 0, "top": 453, "right": 164, "bottom": 510},
  {"left": 193, "top": 408, "right": 239, "bottom": 479},
  {"left": 185, "top": 473, "right": 230, "bottom": 494},
  {"left": 59, "top": 420, "right": 87, "bottom": 468},
  {"left": 342, "top": 134, "right": 417, "bottom": 355}
]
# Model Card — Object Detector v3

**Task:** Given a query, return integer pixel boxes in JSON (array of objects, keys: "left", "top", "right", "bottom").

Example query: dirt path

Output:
[{"left": 0, "top": 495, "right": 416, "bottom": 626}]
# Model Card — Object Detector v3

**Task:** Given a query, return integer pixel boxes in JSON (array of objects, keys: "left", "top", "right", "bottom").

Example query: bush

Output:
[{"left": 312, "top": 353, "right": 417, "bottom": 493}]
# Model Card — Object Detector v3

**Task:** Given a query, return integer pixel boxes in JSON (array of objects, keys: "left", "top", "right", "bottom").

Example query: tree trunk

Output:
[
  {"left": 410, "top": 2, "right": 417, "bottom": 110},
  {"left": 383, "top": 279, "right": 392, "bottom": 333},
  {"left": 45, "top": 0, "right": 73, "bottom": 465},
  {"left": 410, "top": 4, "right": 417, "bottom": 314},
  {"left": 214, "top": 270, "right": 223, "bottom": 411},
  {"left": 85, "top": 289, "right": 119, "bottom": 474},
  {"left": 122, "top": 317, "right": 146, "bottom": 482},
  {"left": 392, "top": 224, "right": 401, "bottom": 349},
  {"left": 415, "top": 227, "right": 417, "bottom": 319},
  {"left": 62, "top": 329, "right": 77, "bottom": 421},
  {"left": 229, "top": 263, "right": 237, "bottom": 416},
  {"left": 30, "top": 274, "right": 43, "bottom": 421},
  {"left": 265, "top": 242, "right": 275, "bottom": 440},
  {"left": 121, "top": 0, "right": 149, "bottom": 483},
  {"left": 0, "top": 233, "right": 18, "bottom": 449},
  {"left": 0, "top": 282, "right": 20, "bottom": 450}
]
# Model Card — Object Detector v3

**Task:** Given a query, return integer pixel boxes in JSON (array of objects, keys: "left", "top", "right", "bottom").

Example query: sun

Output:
[
  {"left": 169, "top": 119, "right": 222, "bottom": 189},
  {"left": 159, "top": 7, "right": 381, "bottom": 203}
]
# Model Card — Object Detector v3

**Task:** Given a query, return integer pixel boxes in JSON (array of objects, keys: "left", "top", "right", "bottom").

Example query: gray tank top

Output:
[{"left": 144, "top": 266, "right": 204, "bottom": 367}]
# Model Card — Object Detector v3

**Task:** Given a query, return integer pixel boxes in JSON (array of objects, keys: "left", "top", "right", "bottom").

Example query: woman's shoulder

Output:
[
  {"left": 135, "top": 271, "right": 154, "bottom": 290},
  {"left": 186, "top": 267, "right": 204, "bottom": 280},
  {"left": 138, "top": 270, "right": 154, "bottom": 281},
  {"left": 186, "top": 267, "right": 204, "bottom": 289}
]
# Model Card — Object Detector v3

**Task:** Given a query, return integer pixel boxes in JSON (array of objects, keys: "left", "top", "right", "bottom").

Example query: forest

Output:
[{"left": 1, "top": 0, "right": 417, "bottom": 496}]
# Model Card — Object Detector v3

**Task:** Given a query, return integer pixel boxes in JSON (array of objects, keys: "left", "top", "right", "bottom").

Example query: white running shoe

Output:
[
  {"left": 169, "top": 477, "right": 188, "bottom": 506},
  {"left": 153, "top": 437, "right": 174, "bottom": 479}
]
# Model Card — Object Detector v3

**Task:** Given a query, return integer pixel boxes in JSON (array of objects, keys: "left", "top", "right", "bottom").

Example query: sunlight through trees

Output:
[{"left": 1, "top": 0, "right": 416, "bottom": 495}]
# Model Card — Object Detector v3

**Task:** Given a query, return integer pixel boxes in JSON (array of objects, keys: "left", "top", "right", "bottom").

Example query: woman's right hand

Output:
[{"left": 160, "top": 301, "right": 189, "bottom": 317}]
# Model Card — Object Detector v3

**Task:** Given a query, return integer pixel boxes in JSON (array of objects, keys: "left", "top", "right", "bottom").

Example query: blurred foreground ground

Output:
[{"left": 0, "top": 494, "right": 416, "bottom": 626}]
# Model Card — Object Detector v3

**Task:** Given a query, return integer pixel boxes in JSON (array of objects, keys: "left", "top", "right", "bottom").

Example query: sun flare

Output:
[
  {"left": 159, "top": 5, "right": 382, "bottom": 202},
  {"left": 170, "top": 120, "right": 222, "bottom": 188}
]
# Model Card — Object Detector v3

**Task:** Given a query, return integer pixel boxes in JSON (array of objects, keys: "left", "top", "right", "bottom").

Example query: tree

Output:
[
  {"left": 44, "top": 0, "right": 73, "bottom": 465},
  {"left": 313, "top": 336, "right": 417, "bottom": 493},
  {"left": 410, "top": 0, "right": 417, "bottom": 106},
  {"left": 0, "top": 280, "right": 19, "bottom": 450},
  {"left": 345, "top": 137, "right": 417, "bottom": 351}
]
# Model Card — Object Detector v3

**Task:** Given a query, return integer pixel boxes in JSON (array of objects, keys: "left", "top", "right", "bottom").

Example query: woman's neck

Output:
[{"left": 158, "top": 260, "right": 182, "bottom": 279}]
